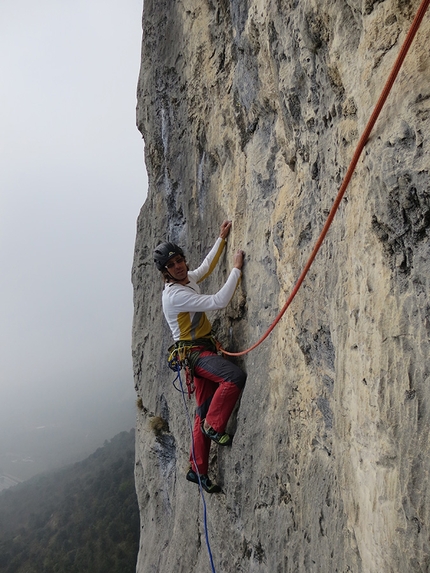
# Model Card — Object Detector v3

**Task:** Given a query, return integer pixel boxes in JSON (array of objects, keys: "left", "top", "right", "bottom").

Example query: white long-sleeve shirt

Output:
[{"left": 162, "top": 237, "right": 241, "bottom": 341}]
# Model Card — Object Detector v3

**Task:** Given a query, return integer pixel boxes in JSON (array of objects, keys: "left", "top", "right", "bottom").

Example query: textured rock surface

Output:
[{"left": 132, "top": 1, "right": 430, "bottom": 571}]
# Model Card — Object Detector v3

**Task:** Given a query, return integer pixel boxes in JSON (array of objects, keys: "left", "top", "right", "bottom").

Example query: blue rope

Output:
[
  {"left": 175, "top": 364, "right": 217, "bottom": 573},
  {"left": 171, "top": 370, "right": 182, "bottom": 393}
]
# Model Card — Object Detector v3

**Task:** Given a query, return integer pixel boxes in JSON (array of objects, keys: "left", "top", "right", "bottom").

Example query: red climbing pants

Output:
[{"left": 189, "top": 350, "right": 246, "bottom": 475}]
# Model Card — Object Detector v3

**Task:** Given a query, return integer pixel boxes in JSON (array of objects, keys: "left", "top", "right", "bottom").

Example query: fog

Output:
[{"left": 0, "top": 0, "right": 146, "bottom": 481}]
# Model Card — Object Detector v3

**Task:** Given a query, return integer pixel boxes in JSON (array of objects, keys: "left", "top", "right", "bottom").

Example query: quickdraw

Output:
[{"left": 167, "top": 336, "right": 219, "bottom": 399}]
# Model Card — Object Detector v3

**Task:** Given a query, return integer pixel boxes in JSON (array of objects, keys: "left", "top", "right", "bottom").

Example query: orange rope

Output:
[{"left": 222, "top": 0, "right": 430, "bottom": 357}]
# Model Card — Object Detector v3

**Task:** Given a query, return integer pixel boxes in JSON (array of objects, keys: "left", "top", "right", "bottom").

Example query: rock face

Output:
[{"left": 132, "top": 1, "right": 430, "bottom": 571}]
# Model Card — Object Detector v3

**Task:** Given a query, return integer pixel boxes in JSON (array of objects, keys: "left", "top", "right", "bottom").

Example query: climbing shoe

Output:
[
  {"left": 186, "top": 468, "right": 221, "bottom": 494},
  {"left": 201, "top": 421, "right": 232, "bottom": 446}
]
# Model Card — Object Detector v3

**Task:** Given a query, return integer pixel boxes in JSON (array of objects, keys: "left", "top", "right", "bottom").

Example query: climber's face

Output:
[{"left": 165, "top": 255, "right": 188, "bottom": 283}]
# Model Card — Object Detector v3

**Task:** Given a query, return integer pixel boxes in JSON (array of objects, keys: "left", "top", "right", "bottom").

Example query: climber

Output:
[{"left": 154, "top": 221, "right": 247, "bottom": 494}]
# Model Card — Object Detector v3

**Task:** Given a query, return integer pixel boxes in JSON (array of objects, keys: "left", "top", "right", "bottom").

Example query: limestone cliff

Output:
[{"left": 132, "top": 1, "right": 430, "bottom": 571}]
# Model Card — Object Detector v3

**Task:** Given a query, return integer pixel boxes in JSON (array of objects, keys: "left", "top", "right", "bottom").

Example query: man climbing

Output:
[{"left": 154, "top": 221, "right": 246, "bottom": 494}]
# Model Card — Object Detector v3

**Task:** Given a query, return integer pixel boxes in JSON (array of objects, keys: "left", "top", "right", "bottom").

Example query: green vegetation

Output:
[
  {"left": 0, "top": 429, "right": 139, "bottom": 573},
  {"left": 149, "top": 416, "right": 169, "bottom": 436}
]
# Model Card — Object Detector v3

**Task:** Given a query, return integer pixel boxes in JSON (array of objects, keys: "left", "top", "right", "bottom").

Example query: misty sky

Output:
[{"left": 0, "top": 1, "right": 146, "bottom": 437}]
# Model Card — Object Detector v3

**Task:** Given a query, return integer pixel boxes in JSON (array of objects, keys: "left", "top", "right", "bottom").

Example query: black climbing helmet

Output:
[{"left": 153, "top": 242, "right": 185, "bottom": 271}]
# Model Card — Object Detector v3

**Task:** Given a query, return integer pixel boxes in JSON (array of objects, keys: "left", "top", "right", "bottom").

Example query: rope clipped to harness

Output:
[
  {"left": 168, "top": 342, "right": 195, "bottom": 397},
  {"left": 168, "top": 336, "right": 219, "bottom": 398}
]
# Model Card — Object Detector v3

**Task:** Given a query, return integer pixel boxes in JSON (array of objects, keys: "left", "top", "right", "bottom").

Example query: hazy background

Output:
[{"left": 0, "top": 0, "right": 146, "bottom": 482}]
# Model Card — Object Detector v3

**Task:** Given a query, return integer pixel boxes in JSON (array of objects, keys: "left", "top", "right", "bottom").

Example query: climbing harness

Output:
[
  {"left": 176, "top": 363, "right": 217, "bottom": 573},
  {"left": 168, "top": 336, "right": 219, "bottom": 398},
  {"left": 220, "top": 0, "right": 430, "bottom": 358}
]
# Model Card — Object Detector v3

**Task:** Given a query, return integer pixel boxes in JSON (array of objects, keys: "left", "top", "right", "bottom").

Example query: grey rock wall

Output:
[{"left": 132, "top": 1, "right": 430, "bottom": 571}]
